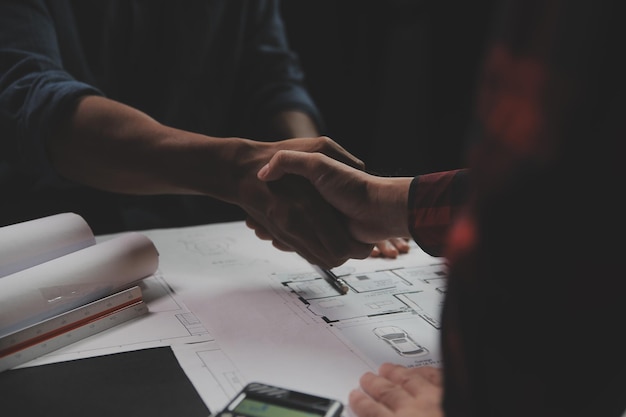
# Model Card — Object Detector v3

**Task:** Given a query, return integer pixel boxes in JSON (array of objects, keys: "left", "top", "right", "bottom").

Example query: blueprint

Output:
[
  {"left": 15, "top": 220, "right": 446, "bottom": 415},
  {"left": 140, "top": 221, "right": 447, "bottom": 413}
]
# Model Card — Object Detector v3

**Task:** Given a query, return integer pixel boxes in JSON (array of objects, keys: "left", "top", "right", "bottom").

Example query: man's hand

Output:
[
  {"left": 371, "top": 238, "right": 411, "bottom": 258},
  {"left": 237, "top": 137, "right": 374, "bottom": 268},
  {"left": 349, "top": 364, "right": 443, "bottom": 417},
  {"left": 254, "top": 150, "right": 412, "bottom": 246}
]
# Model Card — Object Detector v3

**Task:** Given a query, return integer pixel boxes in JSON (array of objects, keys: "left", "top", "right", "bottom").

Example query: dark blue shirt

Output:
[{"left": 0, "top": 0, "right": 321, "bottom": 232}]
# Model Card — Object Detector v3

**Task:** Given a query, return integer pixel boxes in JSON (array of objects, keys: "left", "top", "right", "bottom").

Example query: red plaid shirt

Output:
[{"left": 407, "top": 1, "right": 625, "bottom": 416}]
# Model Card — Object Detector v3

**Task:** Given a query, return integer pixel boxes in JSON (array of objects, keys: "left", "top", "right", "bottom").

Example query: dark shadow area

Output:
[{"left": 281, "top": 0, "right": 498, "bottom": 176}]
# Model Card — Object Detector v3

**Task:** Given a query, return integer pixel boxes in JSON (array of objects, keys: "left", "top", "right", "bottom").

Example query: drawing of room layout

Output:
[{"left": 271, "top": 261, "right": 447, "bottom": 369}]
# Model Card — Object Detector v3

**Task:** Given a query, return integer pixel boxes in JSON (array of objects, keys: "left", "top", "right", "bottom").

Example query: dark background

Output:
[{"left": 280, "top": 0, "right": 498, "bottom": 176}]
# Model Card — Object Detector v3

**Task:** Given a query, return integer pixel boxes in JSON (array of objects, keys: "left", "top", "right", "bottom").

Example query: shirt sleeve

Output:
[
  {"left": 234, "top": 0, "right": 324, "bottom": 136},
  {"left": 407, "top": 169, "right": 469, "bottom": 257},
  {"left": 0, "top": 0, "right": 103, "bottom": 187}
]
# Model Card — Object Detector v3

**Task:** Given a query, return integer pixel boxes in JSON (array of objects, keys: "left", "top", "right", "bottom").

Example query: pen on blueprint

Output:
[{"left": 319, "top": 267, "right": 349, "bottom": 295}]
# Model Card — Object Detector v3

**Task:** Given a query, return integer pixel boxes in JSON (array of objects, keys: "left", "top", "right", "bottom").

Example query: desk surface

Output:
[{"left": 11, "top": 220, "right": 445, "bottom": 415}]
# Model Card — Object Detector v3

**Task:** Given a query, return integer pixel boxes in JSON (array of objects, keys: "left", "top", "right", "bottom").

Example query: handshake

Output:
[{"left": 244, "top": 141, "right": 416, "bottom": 269}]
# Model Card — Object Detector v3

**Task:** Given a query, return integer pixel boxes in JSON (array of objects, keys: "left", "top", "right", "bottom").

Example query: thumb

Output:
[{"left": 256, "top": 163, "right": 275, "bottom": 181}]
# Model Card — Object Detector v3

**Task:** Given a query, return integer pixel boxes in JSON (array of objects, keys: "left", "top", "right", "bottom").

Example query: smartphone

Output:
[{"left": 212, "top": 382, "right": 344, "bottom": 417}]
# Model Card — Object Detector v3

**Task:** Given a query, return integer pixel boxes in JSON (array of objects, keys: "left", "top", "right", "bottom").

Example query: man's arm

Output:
[{"left": 47, "top": 95, "right": 372, "bottom": 268}]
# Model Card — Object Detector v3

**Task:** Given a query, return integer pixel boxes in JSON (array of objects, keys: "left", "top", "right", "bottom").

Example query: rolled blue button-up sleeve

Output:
[
  {"left": 0, "top": 0, "right": 102, "bottom": 187},
  {"left": 0, "top": 0, "right": 324, "bottom": 230},
  {"left": 234, "top": 0, "right": 323, "bottom": 133}
]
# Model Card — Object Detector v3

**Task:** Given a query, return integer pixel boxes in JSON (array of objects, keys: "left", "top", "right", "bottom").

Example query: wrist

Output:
[{"left": 373, "top": 177, "right": 412, "bottom": 239}]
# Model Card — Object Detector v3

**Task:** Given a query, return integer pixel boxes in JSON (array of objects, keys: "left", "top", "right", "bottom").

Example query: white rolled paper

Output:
[
  {"left": 0, "top": 231, "right": 159, "bottom": 337},
  {"left": 0, "top": 212, "right": 96, "bottom": 278}
]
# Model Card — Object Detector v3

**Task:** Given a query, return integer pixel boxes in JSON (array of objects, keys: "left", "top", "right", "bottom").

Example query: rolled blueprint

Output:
[
  {"left": 0, "top": 232, "right": 159, "bottom": 337},
  {"left": 0, "top": 212, "right": 96, "bottom": 278}
]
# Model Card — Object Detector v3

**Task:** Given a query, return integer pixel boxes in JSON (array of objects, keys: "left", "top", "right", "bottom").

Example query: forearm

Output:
[
  {"left": 47, "top": 95, "right": 255, "bottom": 201},
  {"left": 47, "top": 95, "right": 363, "bottom": 206}
]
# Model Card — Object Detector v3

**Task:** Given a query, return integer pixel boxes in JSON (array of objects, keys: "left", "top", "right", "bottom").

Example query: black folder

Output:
[{"left": 0, "top": 346, "right": 210, "bottom": 417}]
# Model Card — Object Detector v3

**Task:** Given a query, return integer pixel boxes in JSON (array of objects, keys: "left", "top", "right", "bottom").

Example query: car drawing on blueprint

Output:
[{"left": 373, "top": 326, "right": 429, "bottom": 357}]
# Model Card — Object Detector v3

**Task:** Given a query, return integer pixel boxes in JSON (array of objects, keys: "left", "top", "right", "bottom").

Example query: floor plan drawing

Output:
[
  {"left": 137, "top": 221, "right": 451, "bottom": 412},
  {"left": 14, "top": 221, "right": 449, "bottom": 414},
  {"left": 270, "top": 260, "right": 447, "bottom": 370}
]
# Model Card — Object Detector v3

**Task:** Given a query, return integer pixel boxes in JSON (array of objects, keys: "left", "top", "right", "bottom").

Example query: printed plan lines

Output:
[
  {"left": 135, "top": 223, "right": 449, "bottom": 412},
  {"left": 272, "top": 261, "right": 447, "bottom": 369}
]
